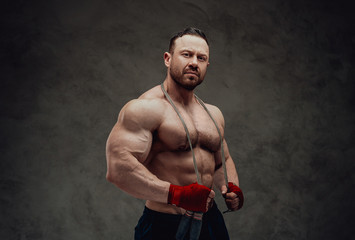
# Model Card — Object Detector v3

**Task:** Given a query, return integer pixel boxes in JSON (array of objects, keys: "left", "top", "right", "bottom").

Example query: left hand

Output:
[{"left": 221, "top": 182, "right": 244, "bottom": 211}]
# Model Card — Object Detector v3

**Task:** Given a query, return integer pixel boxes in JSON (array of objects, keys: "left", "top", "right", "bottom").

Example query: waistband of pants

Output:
[{"left": 143, "top": 201, "right": 218, "bottom": 220}]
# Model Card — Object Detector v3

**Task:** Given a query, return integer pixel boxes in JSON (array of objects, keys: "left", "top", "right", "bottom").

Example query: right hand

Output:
[{"left": 168, "top": 182, "right": 215, "bottom": 212}]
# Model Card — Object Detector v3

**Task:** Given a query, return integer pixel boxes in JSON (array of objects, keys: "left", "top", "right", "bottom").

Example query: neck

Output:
[{"left": 163, "top": 77, "right": 195, "bottom": 106}]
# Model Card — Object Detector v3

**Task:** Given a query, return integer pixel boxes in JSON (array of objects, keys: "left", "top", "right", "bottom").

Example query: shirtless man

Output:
[{"left": 106, "top": 27, "right": 244, "bottom": 239}]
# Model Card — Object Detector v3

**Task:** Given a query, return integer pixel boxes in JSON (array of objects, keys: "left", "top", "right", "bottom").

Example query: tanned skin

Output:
[{"left": 106, "top": 35, "right": 241, "bottom": 214}]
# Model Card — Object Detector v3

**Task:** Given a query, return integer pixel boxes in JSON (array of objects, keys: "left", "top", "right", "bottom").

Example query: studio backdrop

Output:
[{"left": 1, "top": 0, "right": 354, "bottom": 239}]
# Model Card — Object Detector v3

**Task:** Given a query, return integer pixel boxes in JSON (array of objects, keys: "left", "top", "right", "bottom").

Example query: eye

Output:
[
  {"left": 198, "top": 56, "right": 207, "bottom": 62},
  {"left": 182, "top": 52, "right": 189, "bottom": 57}
]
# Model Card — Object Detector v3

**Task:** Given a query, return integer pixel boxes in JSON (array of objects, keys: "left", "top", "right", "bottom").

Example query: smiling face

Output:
[{"left": 164, "top": 35, "right": 210, "bottom": 90}]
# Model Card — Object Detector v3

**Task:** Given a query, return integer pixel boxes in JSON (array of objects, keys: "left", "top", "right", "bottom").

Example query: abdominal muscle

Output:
[{"left": 145, "top": 147, "right": 215, "bottom": 215}]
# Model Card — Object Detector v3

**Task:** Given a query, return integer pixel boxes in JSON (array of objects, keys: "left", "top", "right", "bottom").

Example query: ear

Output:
[{"left": 164, "top": 52, "right": 171, "bottom": 67}]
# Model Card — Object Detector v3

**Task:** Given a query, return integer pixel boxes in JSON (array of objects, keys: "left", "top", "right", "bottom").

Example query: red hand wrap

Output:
[
  {"left": 168, "top": 182, "right": 211, "bottom": 212},
  {"left": 228, "top": 182, "right": 244, "bottom": 209}
]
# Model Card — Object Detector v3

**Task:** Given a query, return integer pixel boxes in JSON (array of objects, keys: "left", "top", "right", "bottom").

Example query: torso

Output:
[{"left": 138, "top": 85, "right": 223, "bottom": 214}]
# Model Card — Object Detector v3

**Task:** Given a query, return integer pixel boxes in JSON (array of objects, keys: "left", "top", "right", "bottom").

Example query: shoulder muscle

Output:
[
  {"left": 204, "top": 103, "right": 225, "bottom": 129},
  {"left": 119, "top": 98, "right": 164, "bottom": 132}
]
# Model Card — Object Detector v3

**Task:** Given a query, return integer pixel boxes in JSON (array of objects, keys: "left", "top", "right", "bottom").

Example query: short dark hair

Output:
[{"left": 168, "top": 27, "right": 209, "bottom": 53}]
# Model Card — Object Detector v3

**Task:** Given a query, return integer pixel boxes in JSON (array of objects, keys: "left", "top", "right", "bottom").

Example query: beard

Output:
[{"left": 169, "top": 64, "right": 204, "bottom": 91}]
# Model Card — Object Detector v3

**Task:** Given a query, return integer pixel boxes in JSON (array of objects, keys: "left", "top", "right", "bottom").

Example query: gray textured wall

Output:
[{"left": 1, "top": 0, "right": 354, "bottom": 239}]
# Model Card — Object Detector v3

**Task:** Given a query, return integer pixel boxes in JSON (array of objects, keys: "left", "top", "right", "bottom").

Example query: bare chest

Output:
[{"left": 156, "top": 106, "right": 221, "bottom": 153}]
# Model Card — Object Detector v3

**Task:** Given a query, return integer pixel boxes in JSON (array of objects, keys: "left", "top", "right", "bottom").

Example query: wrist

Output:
[
  {"left": 228, "top": 181, "right": 238, "bottom": 187},
  {"left": 227, "top": 182, "right": 244, "bottom": 209},
  {"left": 167, "top": 183, "right": 211, "bottom": 212},
  {"left": 168, "top": 184, "right": 182, "bottom": 206}
]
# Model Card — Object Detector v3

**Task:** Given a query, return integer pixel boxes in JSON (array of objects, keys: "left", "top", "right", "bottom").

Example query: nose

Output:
[{"left": 188, "top": 56, "right": 198, "bottom": 68}]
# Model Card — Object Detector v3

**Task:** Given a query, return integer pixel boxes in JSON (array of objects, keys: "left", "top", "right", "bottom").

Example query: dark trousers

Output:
[{"left": 134, "top": 202, "right": 230, "bottom": 240}]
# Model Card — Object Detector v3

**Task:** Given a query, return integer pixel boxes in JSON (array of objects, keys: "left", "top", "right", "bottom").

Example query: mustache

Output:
[{"left": 184, "top": 67, "right": 199, "bottom": 76}]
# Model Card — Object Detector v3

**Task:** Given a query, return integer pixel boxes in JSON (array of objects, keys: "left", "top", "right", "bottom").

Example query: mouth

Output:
[{"left": 184, "top": 71, "right": 199, "bottom": 77}]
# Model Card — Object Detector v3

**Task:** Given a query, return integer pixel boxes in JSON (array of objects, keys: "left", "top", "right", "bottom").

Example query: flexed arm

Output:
[
  {"left": 106, "top": 99, "right": 170, "bottom": 203},
  {"left": 106, "top": 99, "right": 213, "bottom": 212}
]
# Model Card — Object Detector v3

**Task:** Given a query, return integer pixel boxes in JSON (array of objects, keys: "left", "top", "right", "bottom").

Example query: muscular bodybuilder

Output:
[{"left": 106, "top": 27, "right": 244, "bottom": 239}]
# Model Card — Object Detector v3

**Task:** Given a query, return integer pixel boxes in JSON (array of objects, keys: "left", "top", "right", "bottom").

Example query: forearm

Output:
[
  {"left": 107, "top": 157, "right": 213, "bottom": 213},
  {"left": 106, "top": 156, "right": 170, "bottom": 203},
  {"left": 213, "top": 157, "right": 239, "bottom": 191}
]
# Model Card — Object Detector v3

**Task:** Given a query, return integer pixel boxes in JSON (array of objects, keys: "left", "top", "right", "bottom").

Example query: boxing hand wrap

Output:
[
  {"left": 226, "top": 182, "right": 244, "bottom": 210},
  {"left": 168, "top": 182, "right": 211, "bottom": 212}
]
